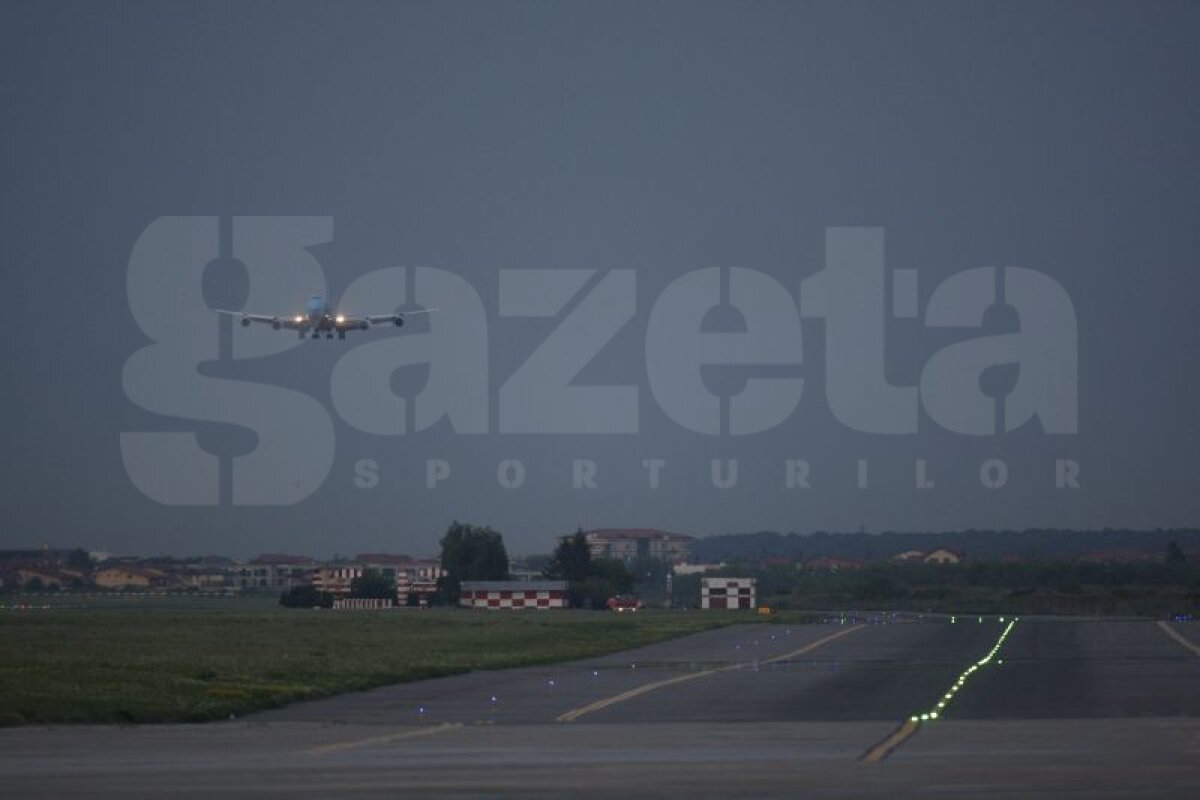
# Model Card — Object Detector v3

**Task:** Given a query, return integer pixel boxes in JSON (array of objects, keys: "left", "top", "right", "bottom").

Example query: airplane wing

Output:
[
  {"left": 364, "top": 307, "right": 439, "bottom": 327},
  {"left": 214, "top": 310, "right": 301, "bottom": 329}
]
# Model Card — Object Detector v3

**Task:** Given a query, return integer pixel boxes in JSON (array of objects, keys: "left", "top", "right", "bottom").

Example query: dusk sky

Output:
[{"left": 2, "top": 1, "right": 1197, "bottom": 558}]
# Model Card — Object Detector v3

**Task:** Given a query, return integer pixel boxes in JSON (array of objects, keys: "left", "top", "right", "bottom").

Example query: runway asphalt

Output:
[{"left": 2, "top": 616, "right": 1198, "bottom": 798}]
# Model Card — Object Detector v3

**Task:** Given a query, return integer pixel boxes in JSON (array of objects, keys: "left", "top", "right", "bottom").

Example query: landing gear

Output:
[
  {"left": 337, "top": 330, "right": 346, "bottom": 340},
  {"left": 311, "top": 331, "right": 320, "bottom": 339},
  {"left": 326, "top": 332, "right": 334, "bottom": 339}
]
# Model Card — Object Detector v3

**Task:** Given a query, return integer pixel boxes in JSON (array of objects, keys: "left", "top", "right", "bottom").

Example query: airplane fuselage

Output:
[{"left": 302, "top": 296, "right": 333, "bottom": 331}]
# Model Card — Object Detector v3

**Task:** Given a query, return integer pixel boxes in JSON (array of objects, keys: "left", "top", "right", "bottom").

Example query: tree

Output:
[
  {"left": 66, "top": 548, "right": 92, "bottom": 571},
  {"left": 545, "top": 530, "right": 593, "bottom": 582},
  {"left": 545, "top": 531, "right": 638, "bottom": 608},
  {"left": 576, "top": 559, "right": 635, "bottom": 609},
  {"left": 437, "top": 521, "right": 510, "bottom": 603},
  {"left": 350, "top": 569, "right": 397, "bottom": 600},
  {"left": 1166, "top": 541, "right": 1186, "bottom": 564},
  {"left": 280, "top": 585, "right": 333, "bottom": 608}
]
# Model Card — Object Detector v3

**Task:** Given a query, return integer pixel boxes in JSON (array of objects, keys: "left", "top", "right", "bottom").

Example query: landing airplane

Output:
[{"left": 216, "top": 295, "right": 437, "bottom": 339}]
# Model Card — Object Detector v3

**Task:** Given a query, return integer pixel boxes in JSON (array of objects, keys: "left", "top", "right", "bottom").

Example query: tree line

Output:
[
  {"left": 691, "top": 528, "right": 1200, "bottom": 564},
  {"left": 280, "top": 524, "right": 663, "bottom": 610}
]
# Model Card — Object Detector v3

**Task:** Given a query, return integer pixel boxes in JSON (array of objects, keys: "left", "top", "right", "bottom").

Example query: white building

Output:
[{"left": 579, "top": 529, "right": 694, "bottom": 565}]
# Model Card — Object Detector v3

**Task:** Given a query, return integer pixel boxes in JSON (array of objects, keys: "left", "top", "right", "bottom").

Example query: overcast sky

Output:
[{"left": 2, "top": 1, "right": 1197, "bottom": 558}]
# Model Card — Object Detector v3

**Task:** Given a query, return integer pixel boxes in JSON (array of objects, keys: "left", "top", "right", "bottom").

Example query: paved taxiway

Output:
[{"left": 2, "top": 617, "right": 1198, "bottom": 797}]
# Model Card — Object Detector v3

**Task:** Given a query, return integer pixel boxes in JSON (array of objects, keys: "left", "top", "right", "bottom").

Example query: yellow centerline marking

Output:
[
  {"left": 861, "top": 618, "right": 1019, "bottom": 764},
  {"left": 761, "top": 624, "right": 866, "bottom": 665},
  {"left": 860, "top": 719, "right": 919, "bottom": 764},
  {"left": 1156, "top": 621, "right": 1200, "bottom": 657},
  {"left": 301, "top": 722, "right": 462, "bottom": 755},
  {"left": 557, "top": 624, "right": 865, "bottom": 722}
]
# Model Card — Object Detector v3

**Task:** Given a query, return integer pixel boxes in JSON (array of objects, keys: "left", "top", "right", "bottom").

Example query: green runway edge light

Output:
[{"left": 908, "top": 618, "right": 1018, "bottom": 725}]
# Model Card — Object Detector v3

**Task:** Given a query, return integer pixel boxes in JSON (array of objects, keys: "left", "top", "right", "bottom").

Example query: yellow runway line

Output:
[
  {"left": 762, "top": 624, "right": 867, "bottom": 665},
  {"left": 301, "top": 722, "right": 462, "bottom": 755},
  {"left": 556, "top": 670, "right": 716, "bottom": 722},
  {"left": 557, "top": 624, "right": 866, "bottom": 723},
  {"left": 1156, "top": 621, "right": 1200, "bottom": 657},
  {"left": 860, "top": 719, "right": 919, "bottom": 764}
]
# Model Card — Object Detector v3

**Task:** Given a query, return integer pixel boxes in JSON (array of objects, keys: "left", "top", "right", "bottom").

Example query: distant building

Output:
[
  {"left": 17, "top": 567, "right": 82, "bottom": 590},
  {"left": 891, "top": 550, "right": 927, "bottom": 562},
  {"left": 312, "top": 565, "right": 361, "bottom": 595},
  {"left": 673, "top": 562, "right": 725, "bottom": 576},
  {"left": 923, "top": 548, "right": 964, "bottom": 565},
  {"left": 390, "top": 559, "right": 444, "bottom": 605},
  {"left": 312, "top": 556, "right": 443, "bottom": 604},
  {"left": 459, "top": 580, "right": 567, "bottom": 610},
  {"left": 237, "top": 555, "right": 320, "bottom": 591},
  {"left": 701, "top": 577, "right": 756, "bottom": 610},
  {"left": 95, "top": 565, "right": 163, "bottom": 589},
  {"left": 182, "top": 566, "right": 231, "bottom": 591},
  {"left": 580, "top": 529, "right": 694, "bottom": 565}
]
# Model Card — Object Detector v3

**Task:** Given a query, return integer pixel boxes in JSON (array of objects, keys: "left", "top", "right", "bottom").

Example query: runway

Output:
[{"left": 2, "top": 617, "right": 1198, "bottom": 797}]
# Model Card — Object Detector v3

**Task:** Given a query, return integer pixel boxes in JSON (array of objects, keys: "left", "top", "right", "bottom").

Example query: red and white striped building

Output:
[
  {"left": 701, "top": 577, "right": 756, "bottom": 610},
  {"left": 459, "top": 580, "right": 568, "bottom": 610}
]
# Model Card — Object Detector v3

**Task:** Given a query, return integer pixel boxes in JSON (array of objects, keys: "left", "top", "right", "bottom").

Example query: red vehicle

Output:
[{"left": 606, "top": 594, "right": 642, "bottom": 612}]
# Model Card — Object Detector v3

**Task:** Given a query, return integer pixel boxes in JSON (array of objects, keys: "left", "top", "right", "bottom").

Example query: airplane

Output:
[{"left": 215, "top": 295, "right": 437, "bottom": 339}]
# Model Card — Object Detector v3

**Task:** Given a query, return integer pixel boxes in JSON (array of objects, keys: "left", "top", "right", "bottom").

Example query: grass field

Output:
[{"left": 0, "top": 596, "right": 779, "bottom": 726}]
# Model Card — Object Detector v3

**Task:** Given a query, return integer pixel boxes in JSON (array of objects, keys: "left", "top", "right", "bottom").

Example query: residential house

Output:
[
  {"left": 923, "top": 548, "right": 964, "bottom": 565},
  {"left": 95, "top": 565, "right": 164, "bottom": 590}
]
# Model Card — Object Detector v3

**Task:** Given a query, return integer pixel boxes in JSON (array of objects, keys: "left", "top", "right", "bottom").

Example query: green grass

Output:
[{"left": 0, "top": 596, "right": 770, "bottom": 726}]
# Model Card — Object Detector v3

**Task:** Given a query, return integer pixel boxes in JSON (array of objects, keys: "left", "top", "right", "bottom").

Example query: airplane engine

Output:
[
  {"left": 241, "top": 317, "right": 252, "bottom": 327},
  {"left": 272, "top": 320, "right": 281, "bottom": 330},
  {"left": 394, "top": 317, "right": 405, "bottom": 327}
]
